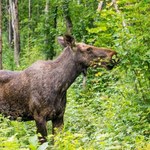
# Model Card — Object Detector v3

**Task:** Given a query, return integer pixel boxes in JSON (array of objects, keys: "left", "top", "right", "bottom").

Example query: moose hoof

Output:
[{"left": 38, "top": 137, "right": 47, "bottom": 144}]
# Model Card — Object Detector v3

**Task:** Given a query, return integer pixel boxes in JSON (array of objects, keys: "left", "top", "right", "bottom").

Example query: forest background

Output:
[{"left": 0, "top": 0, "right": 150, "bottom": 150}]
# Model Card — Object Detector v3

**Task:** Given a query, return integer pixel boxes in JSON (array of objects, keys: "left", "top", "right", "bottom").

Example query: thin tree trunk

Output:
[
  {"left": 7, "top": 0, "right": 13, "bottom": 47},
  {"left": 45, "top": 0, "right": 49, "bottom": 15},
  {"left": 9, "top": 0, "right": 20, "bottom": 67},
  {"left": 0, "top": 0, "right": 2, "bottom": 69},
  {"left": 53, "top": 6, "right": 58, "bottom": 29},
  {"left": 28, "top": 0, "right": 31, "bottom": 51},
  {"left": 112, "top": 0, "right": 126, "bottom": 27},
  {"left": 44, "top": 0, "right": 57, "bottom": 60},
  {"left": 97, "top": 1, "right": 104, "bottom": 12},
  {"left": 63, "top": 1, "right": 73, "bottom": 34}
]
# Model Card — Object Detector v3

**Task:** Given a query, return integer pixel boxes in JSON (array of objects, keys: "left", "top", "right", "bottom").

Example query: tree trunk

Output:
[
  {"left": 44, "top": 0, "right": 57, "bottom": 60},
  {"left": 9, "top": 0, "right": 20, "bottom": 67},
  {"left": 112, "top": 0, "right": 126, "bottom": 27},
  {"left": 0, "top": 0, "right": 2, "bottom": 69},
  {"left": 7, "top": 0, "right": 13, "bottom": 47},
  {"left": 53, "top": 6, "right": 58, "bottom": 29},
  {"left": 28, "top": 0, "right": 31, "bottom": 51},
  {"left": 97, "top": 1, "right": 104, "bottom": 12},
  {"left": 62, "top": 1, "right": 73, "bottom": 34}
]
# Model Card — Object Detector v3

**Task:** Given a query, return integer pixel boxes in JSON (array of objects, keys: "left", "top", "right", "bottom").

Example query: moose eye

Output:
[{"left": 87, "top": 47, "right": 93, "bottom": 52}]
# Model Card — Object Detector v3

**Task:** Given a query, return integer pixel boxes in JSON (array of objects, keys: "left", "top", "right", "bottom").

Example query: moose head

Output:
[{"left": 58, "top": 34, "right": 118, "bottom": 71}]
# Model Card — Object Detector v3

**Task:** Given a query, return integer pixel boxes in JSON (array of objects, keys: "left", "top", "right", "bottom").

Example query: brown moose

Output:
[{"left": 0, "top": 35, "right": 117, "bottom": 143}]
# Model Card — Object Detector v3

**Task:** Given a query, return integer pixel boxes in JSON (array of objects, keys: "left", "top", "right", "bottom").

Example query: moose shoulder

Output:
[{"left": 0, "top": 34, "right": 117, "bottom": 143}]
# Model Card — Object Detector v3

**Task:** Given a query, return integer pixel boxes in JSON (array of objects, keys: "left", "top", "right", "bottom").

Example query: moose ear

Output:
[
  {"left": 57, "top": 36, "right": 67, "bottom": 48},
  {"left": 57, "top": 34, "right": 75, "bottom": 48},
  {"left": 64, "top": 34, "right": 75, "bottom": 47}
]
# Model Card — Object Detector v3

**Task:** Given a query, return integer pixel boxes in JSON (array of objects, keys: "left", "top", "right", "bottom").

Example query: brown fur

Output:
[{"left": 0, "top": 35, "right": 117, "bottom": 143}]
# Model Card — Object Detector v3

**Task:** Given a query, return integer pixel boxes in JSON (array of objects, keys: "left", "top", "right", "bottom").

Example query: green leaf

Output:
[{"left": 38, "top": 142, "right": 48, "bottom": 150}]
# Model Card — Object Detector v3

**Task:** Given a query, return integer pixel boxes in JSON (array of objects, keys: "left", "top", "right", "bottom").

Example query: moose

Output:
[{"left": 0, "top": 34, "right": 117, "bottom": 143}]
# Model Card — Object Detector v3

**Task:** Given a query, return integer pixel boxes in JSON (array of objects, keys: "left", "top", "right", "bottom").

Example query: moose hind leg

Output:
[{"left": 52, "top": 116, "right": 64, "bottom": 135}]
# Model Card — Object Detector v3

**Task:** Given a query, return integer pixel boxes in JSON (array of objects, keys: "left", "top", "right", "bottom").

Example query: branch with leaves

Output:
[{"left": 112, "top": 0, "right": 126, "bottom": 27}]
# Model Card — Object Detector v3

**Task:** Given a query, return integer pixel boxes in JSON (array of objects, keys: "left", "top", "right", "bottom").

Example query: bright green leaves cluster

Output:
[{"left": 71, "top": 0, "right": 150, "bottom": 149}]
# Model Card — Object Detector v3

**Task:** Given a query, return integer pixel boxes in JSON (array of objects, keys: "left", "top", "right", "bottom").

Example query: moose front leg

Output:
[
  {"left": 34, "top": 111, "right": 47, "bottom": 143},
  {"left": 35, "top": 119, "right": 47, "bottom": 143},
  {"left": 52, "top": 92, "right": 66, "bottom": 135}
]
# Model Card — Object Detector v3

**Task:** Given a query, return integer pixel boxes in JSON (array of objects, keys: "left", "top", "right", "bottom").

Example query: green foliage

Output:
[{"left": 1, "top": 0, "right": 150, "bottom": 149}]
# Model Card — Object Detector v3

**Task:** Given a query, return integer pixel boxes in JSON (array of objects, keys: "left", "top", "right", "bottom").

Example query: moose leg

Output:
[
  {"left": 51, "top": 116, "right": 64, "bottom": 144},
  {"left": 34, "top": 111, "right": 47, "bottom": 143},
  {"left": 52, "top": 92, "right": 66, "bottom": 143},
  {"left": 52, "top": 116, "right": 64, "bottom": 135},
  {"left": 52, "top": 93, "right": 66, "bottom": 135},
  {"left": 35, "top": 119, "right": 47, "bottom": 143}
]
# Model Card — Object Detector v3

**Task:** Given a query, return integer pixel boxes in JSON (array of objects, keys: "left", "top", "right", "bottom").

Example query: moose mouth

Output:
[
  {"left": 104, "top": 55, "right": 120, "bottom": 70},
  {"left": 90, "top": 55, "right": 120, "bottom": 70}
]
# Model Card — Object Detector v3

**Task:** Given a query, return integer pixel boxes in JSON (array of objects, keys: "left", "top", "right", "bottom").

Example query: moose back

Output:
[{"left": 0, "top": 35, "right": 117, "bottom": 143}]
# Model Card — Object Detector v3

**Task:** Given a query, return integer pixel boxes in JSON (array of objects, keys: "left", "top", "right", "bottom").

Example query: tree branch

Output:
[
  {"left": 97, "top": 1, "right": 104, "bottom": 12},
  {"left": 112, "top": 0, "right": 126, "bottom": 27},
  {"left": 63, "top": 1, "right": 73, "bottom": 34}
]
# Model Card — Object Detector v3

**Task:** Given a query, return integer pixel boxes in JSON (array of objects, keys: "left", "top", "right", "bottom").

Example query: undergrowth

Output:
[{"left": 0, "top": 69, "right": 149, "bottom": 149}]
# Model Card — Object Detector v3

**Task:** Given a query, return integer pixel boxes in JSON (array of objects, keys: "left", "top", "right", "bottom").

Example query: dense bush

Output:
[{"left": 0, "top": 0, "right": 150, "bottom": 149}]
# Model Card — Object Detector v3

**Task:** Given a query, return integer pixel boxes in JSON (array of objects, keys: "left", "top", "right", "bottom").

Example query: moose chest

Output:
[{"left": 29, "top": 75, "right": 67, "bottom": 121}]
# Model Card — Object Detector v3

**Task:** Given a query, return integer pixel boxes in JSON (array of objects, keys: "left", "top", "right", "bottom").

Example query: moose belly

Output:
[
  {"left": 0, "top": 98, "right": 33, "bottom": 121},
  {"left": 0, "top": 81, "right": 32, "bottom": 120}
]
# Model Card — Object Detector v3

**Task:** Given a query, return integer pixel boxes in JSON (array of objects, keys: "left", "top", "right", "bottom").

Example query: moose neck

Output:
[{"left": 53, "top": 47, "right": 85, "bottom": 91}]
